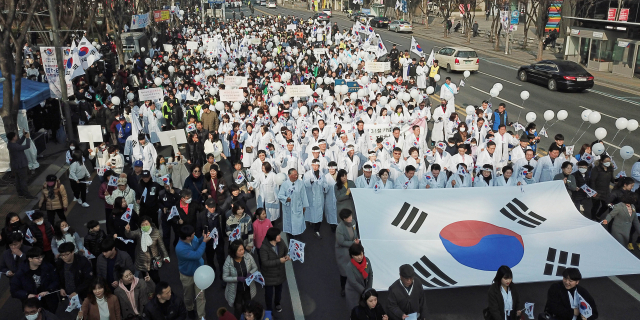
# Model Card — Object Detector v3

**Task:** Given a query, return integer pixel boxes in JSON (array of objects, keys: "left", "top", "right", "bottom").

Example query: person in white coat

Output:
[
  {"left": 383, "top": 128, "right": 405, "bottom": 156},
  {"left": 474, "top": 165, "right": 495, "bottom": 187},
  {"left": 493, "top": 125, "right": 519, "bottom": 167},
  {"left": 404, "top": 126, "right": 427, "bottom": 158},
  {"left": 142, "top": 102, "right": 163, "bottom": 144},
  {"left": 239, "top": 124, "right": 257, "bottom": 169},
  {"left": 494, "top": 166, "right": 519, "bottom": 186},
  {"left": 449, "top": 144, "right": 474, "bottom": 172},
  {"left": 421, "top": 164, "right": 447, "bottom": 189},
  {"left": 251, "top": 161, "right": 280, "bottom": 221},
  {"left": 439, "top": 77, "right": 459, "bottom": 111},
  {"left": 394, "top": 165, "right": 420, "bottom": 189},
  {"left": 278, "top": 169, "right": 309, "bottom": 237},
  {"left": 131, "top": 134, "right": 158, "bottom": 172},
  {"left": 447, "top": 164, "right": 472, "bottom": 188},
  {"left": 433, "top": 142, "right": 453, "bottom": 172},
  {"left": 476, "top": 141, "right": 502, "bottom": 175},
  {"left": 340, "top": 146, "right": 360, "bottom": 181},
  {"left": 323, "top": 163, "right": 340, "bottom": 232},
  {"left": 362, "top": 151, "right": 383, "bottom": 176},
  {"left": 534, "top": 145, "right": 563, "bottom": 183},
  {"left": 510, "top": 135, "right": 531, "bottom": 164},
  {"left": 373, "top": 169, "right": 395, "bottom": 190},
  {"left": 277, "top": 140, "right": 304, "bottom": 175},
  {"left": 431, "top": 100, "right": 449, "bottom": 144},
  {"left": 416, "top": 60, "right": 428, "bottom": 90},
  {"left": 512, "top": 149, "right": 538, "bottom": 174},
  {"left": 355, "top": 165, "right": 376, "bottom": 189},
  {"left": 303, "top": 159, "right": 326, "bottom": 239},
  {"left": 631, "top": 159, "right": 640, "bottom": 191}
]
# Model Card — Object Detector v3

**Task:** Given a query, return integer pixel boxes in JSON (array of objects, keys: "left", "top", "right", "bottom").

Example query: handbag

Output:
[
  {"left": 151, "top": 256, "right": 163, "bottom": 270},
  {"left": 245, "top": 146, "right": 253, "bottom": 153}
]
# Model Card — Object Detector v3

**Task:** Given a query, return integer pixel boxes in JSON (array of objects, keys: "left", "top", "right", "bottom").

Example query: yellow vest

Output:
[{"left": 429, "top": 66, "right": 440, "bottom": 77}]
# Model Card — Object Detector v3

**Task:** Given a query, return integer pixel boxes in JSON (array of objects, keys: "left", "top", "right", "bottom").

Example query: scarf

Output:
[
  {"left": 344, "top": 182, "right": 351, "bottom": 195},
  {"left": 141, "top": 227, "right": 153, "bottom": 253},
  {"left": 351, "top": 256, "right": 368, "bottom": 279},
  {"left": 119, "top": 277, "right": 140, "bottom": 314}
]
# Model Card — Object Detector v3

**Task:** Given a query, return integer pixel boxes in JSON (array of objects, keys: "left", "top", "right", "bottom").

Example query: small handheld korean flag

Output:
[
  {"left": 65, "top": 295, "right": 82, "bottom": 312},
  {"left": 141, "top": 188, "right": 148, "bottom": 203},
  {"left": 186, "top": 123, "right": 196, "bottom": 133},
  {"left": 580, "top": 184, "right": 597, "bottom": 198},
  {"left": 229, "top": 225, "right": 242, "bottom": 242},
  {"left": 524, "top": 302, "right": 534, "bottom": 319},
  {"left": 108, "top": 176, "right": 119, "bottom": 187},
  {"left": 374, "top": 183, "right": 381, "bottom": 193},
  {"left": 160, "top": 174, "right": 171, "bottom": 185},
  {"left": 168, "top": 206, "right": 180, "bottom": 221},
  {"left": 211, "top": 228, "right": 219, "bottom": 249},
  {"left": 617, "top": 171, "right": 627, "bottom": 178},
  {"left": 539, "top": 126, "right": 548, "bottom": 138},
  {"left": 583, "top": 153, "right": 594, "bottom": 165},
  {"left": 235, "top": 172, "right": 245, "bottom": 185},
  {"left": 121, "top": 204, "right": 134, "bottom": 223},
  {"left": 25, "top": 229, "right": 35, "bottom": 244},
  {"left": 117, "top": 237, "right": 134, "bottom": 244},
  {"left": 25, "top": 210, "right": 35, "bottom": 221},
  {"left": 512, "top": 122, "right": 525, "bottom": 132},
  {"left": 577, "top": 293, "right": 593, "bottom": 318},
  {"left": 459, "top": 79, "right": 465, "bottom": 87},
  {"left": 289, "top": 239, "right": 306, "bottom": 263},
  {"left": 245, "top": 271, "right": 266, "bottom": 287},
  {"left": 97, "top": 166, "right": 108, "bottom": 176},
  {"left": 457, "top": 165, "right": 467, "bottom": 176},
  {"left": 85, "top": 249, "right": 96, "bottom": 259}
]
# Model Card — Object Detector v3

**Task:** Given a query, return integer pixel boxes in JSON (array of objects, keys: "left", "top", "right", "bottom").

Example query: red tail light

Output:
[
  {"left": 476, "top": 58, "right": 480, "bottom": 64},
  {"left": 563, "top": 76, "right": 576, "bottom": 80},
  {"left": 455, "top": 58, "right": 460, "bottom": 64},
  {"left": 587, "top": 76, "right": 594, "bottom": 80}
]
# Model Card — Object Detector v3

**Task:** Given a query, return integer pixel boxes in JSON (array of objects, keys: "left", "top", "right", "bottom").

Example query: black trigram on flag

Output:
[
  {"left": 499, "top": 198, "right": 546, "bottom": 228},
  {"left": 413, "top": 255, "right": 457, "bottom": 288},
  {"left": 544, "top": 247, "right": 580, "bottom": 276},
  {"left": 391, "top": 202, "right": 428, "bottom": 233}
]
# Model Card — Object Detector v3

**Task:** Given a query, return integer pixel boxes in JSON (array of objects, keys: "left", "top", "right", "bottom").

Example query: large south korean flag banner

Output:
[{"left": 352, "top": 181, "right": 640, "bottom": 290}]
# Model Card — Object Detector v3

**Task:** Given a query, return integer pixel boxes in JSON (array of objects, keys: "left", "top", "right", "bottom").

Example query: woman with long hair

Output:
[
  {"left": 111, "top": 196, "right": 138, "bottom": 261},
  {"left": 183, "top": 165, "right": 206, "bottom": 205},
  {"left": 113, "top": 265, "right": 155, "bottom": 319},
  {"left": 38, "top": 174, "right": 68, "bottom": 224},
  {"left": 350, "top": 288, "right": 388, "bottom": 320},
  {"left": 223, "top": 240, "right": 259, "bottom": 318},
  {"left": 186, "top": 133, "right": 205, "bottom": 167},
  {"left": 590, "top": 154, "right": 616, "bottom": 220},
  {"left": 335, "top": 169, "right": 356, "bottom": 221},
  {"left": 204, "top": 132, "right": 224, "bottom": 163},
  {"left": 0, "top": 212, "right": 26, "bottom": 249},
  {"left": 69, "top": 149, "right": 91, "bottom": 207},
  {"left": 486, "top": 265, "right": 521, "bottom": 320},
  {"left": 79, "top": 277, "right": 122, "bottom": 320},
  {"left": 51, "top": 220, "right": 84, "bottom": 258}
]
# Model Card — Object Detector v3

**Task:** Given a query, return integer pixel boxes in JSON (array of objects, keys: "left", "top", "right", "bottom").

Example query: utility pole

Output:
[{"left": 46, "top": 0, "right": 75, "bottom": 141}]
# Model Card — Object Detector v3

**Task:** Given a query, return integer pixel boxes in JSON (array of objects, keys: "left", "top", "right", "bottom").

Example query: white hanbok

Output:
[
  {"left": 323, "top": 173, "right": 339, "bottom": 225},
  {"left": 132, "top": 141, "right": 157, "bottom": 172},
  {"left": 446, "top": 173, "right": 472, "bottom": 188},
  {"left": 278, "top": 179, "right": 309, "bottom": 236},
  {"left": 533, "top": 155, "right": 563, "bottom": 183},
  {"left": 252, "top": 171, "right": 280, "bottom": 220},
  {"left": 431, "top": 105, "right": 449, "bottom": 143},
  {"left": 394, "top": 174, "right": 420, "bottom": 189},
  {"left": 303, "top": 172, "right": 325, "bottom": 223}
]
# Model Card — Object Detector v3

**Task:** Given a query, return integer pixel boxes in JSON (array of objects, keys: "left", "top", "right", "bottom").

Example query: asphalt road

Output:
[{"left": 0, "top": 5, "right": 639, "bottom": 320}]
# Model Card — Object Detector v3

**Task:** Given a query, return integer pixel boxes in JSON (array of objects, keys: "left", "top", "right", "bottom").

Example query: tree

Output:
[
  {"left": 460, "top": 0, "right": 477, "bottom": 43},
  {"left": 0, "top": 0, "right": 39, "bottom": 134},
  {"left": 519, "top": 0, "right": 539, "bottom": 50},
  {"left": 434, "top": 0, "right": 455, "bottom": 37},
  {"left": 536, "top": 0, "right": 552, "bottom": 60}
]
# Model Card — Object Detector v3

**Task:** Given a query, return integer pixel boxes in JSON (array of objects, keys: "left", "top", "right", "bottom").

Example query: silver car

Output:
[{"left": 388, "top": 20, "right": 413, "bottom": 33}]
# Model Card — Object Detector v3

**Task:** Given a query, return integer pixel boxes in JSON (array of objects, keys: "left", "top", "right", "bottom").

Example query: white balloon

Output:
[
  {"left": 145, "top": 58, "right": 152, "bottom": 65},
  {"left": 543, "top": 110, "right": 555, "bottom": 121},
  {"left": 281, "top": 93, "right": 290, "bottom": 102},
  {"left": 525, "top": 112, "right": 536, "bottom": 123},
  {"left": 235, "top": 78, "right": 242, "bottom": 86},
  {"left": 463, "top": 70, "right": 471, "bottom": 78},
  {"left": 215, "top": 101, "right": 225, "bottom": 111},
  {"left": 233, "top": 102, "right": 242, "bottom": 111},
  {"left": 272, "top": 95, "right": 282, "bottom": 105},
  {"left": 141, "top": 47, "right": 145, "bottom": 52},
  {"left": 315, "top": 88, "right": 323, "bottom": 96},
  {"left": 154, "top": 77, "right": 162, "bottom": 86},
  {"left": 389, "top": 99, "right": 398, "bottom": 108},
  {"left": 340, "top": 85, "right": 349, "bottom": 94},
  {"left": 361, "top": 76, "right": 370, "bottom": 84},
  {"left": 193, "top": 265, "right": 215, "bottom": 290},
  {"left": 410, "top": 90, "right": 419, "bottom": 99},
  {"left": 620, "top": 146, "right": 635, "bottom": 160},
  {"left": 465, "top": 105, "right": 475, "bottom": 115},
  {"left": 380, "top": 96, "right": 389, "bottom": 105},
  {"left": 168, "top": 66, "right": 175, "bottom": 73},
  {"left": 401, "top": 92, "right": 410, "bottom": 101},
  {"left": 434, "top": 74, "right": 441, "bottom": 82},
  {"left": 520, "top": 90, "right": 530, "bottom": 101},
  {"left": 489, "top": 88, "right": 499, "bottom": 98},
  {"left": 615, "top": 117, "right": 628, "bottom": 130},
  {"left": 594, "top": 127, "right": 607, "bottom": 140},
  {"left": 152, "top": 66, "right": 158, "bottom": 72},
  {"left": 275, "top": 172, "right": 287, "bottom": 186},
  {"left": 317, "top": 77, "right": 324, "bottom": 84},
  {"left": 194, "top": 75, "right": 201, "bottom": 82},
  {"left": 370, "top": 83, "right": 379, "bottom": 92},
  {"left": 493, "top": 83, "right": 503, "bottom": 91},
  {"left": 111, "top": 96, "right": 120, "bottom": 106},
  {"left": 265, "top": 62, "right": 274, "bottom": 70},
  {"left": 209, "top": 88, "right": 218, "bottom": 96},
  {"left": 127, "top": 93, "right": 135, "bottom": 101},
  {"left": 180, "top": 66, "right": 186, "bottom": 71},
  {"left": 269, "top": 107, "right": 278, "bottom": 117},
  {"left": 324, "top": 77, "right": 331, "bottom": 85},
  {"left": 557, "top": 110, "right": 568, "bottom": 121},
  {"left": 588, "top": 111, "right": 601, "bottom": 124},
  {"left": 350, "top": 92, "right": 358, "bottom": 100},
  {"left": 357, "top": 89, "right": 365, "bottom": 98},
  {"left": 627, "top": 119, "right": 638, "bottom": 131},
  {"left": 580, "top": 109, "right": 592, "bottom": 121},
  {"left": 426, "top": 86, "right": 435, "bottom": 95},
  {"left": 300, "top": 106, "right": 308, "bottom": 115},
  {"left": 163, "top": 56, "right": 169, "bottom": 62},
  {"left": 592, "top": 143, "right": 605, "bottom": 156},
  {"left": 325, "top": 96, "right": 334, "bottom": 104}
]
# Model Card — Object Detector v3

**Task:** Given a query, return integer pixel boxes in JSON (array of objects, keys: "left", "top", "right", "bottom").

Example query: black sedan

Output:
[
  {"left": 313, "top": 12, "right": 330, "bottom": 23},
  {"left": 517, "top": 60, "right": 594, "bottom": 91},
  {"left": 371, "top": 17, "right": 390, "bottom": 28}
]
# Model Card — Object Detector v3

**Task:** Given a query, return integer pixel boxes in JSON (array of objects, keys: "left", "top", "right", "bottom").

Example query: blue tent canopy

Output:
[{"left": 0, "top": 70, "right": 51, "bottom": 110}]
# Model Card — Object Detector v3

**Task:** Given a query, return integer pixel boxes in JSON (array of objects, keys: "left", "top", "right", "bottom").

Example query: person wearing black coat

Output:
[
  {"left": 176, "top": 189, "right": 204, "bottom": 230},
  {"left": 159, "top": 183, "right": 182, "bottom": 254},
  {"left": 26, "top": 212, "right": 56, "bottom": 265},
  {"left": 544, "top": 268, "right": 598, "bottom": 320},
  {"left": 386, "top": 265, "right": 427, "bottom": 320},
  {"left": 186, "top": 133, "right": 205, "bottom": 167},
  {"left": 137, "top": 170, "right": 163, "bottom": 227},
  {"left": 260, "top": 227, "right": 289, "bottom": 312},
  {"left": 142, "top": 282, "right": 188, "bottom": 320},
  {"left": 196, "top": 198, "right": 226, "bottom": 281},
  {"left": 351, "top": 288, "right": 388, "bottom": 320},
  {"left": 55, "top": 243, "right": 93, "bottom": 301},
  {"left": 183, "top": 165, "right": 206, "bottom": 205},
  {"left": 10, "top": 247, "right": 60, "bottom": 313},
  {"left": 0, "top": 212, "right": 28, "bottom": 249},
  {"left": 487, "top": 266, "right": 521, "bottom": 320},
  {"left": 589, "top": 156, "right": 615, "bottom": 219},
  {"left": 572, "top": 161, "right": 593, "bottom": 217}
]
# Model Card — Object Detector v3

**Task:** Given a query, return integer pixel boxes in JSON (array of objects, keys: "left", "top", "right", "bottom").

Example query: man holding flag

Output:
[
  {"left": 544, "top": 268, "right": 598, "bottom": 320},
  {"left": 410, "top": 36, "right": 425, "bottom": 58}
]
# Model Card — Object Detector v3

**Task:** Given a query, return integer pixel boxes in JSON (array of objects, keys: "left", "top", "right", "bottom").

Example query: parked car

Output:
[
  {"left": 322, "top": 8, "right": 332, "bottom": 17},
  {"left": 267, "top": 0, "right": 276, "bottom": 7},
  {"left": 388, "top": 20, "right": 413, "bottom": 33},
  {"left": 260, "top": 0, "right": 266, "bottom": 5},
  {"left": 313, "top": 12, "right": 330, "bottom": 23},
  {"left": 517, "top": 60, "right": 594, "bottom": 91},
  {"left": 434, "top": 46, "right": 479, "bottom": 72},
  {"left": 371, "top": 16, "right": 390, "bottom": 28}
]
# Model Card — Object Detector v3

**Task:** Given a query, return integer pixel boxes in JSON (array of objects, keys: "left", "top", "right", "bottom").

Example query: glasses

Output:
[{"left": 193, "top": 170, "right": 200, "bottom": 173}]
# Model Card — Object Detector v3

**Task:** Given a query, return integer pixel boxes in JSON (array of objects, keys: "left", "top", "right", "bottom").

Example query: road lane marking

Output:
[
  {"left": 280, "top": 232, "right": 305, "bottom": 320},
  {"left": 470, "top": 86, "right": 524, "bottom": 109},
  {"left": 478, "top": 71, "right": 522, "bottom": 86},
  {"left": 609, "top": 276, "right": 640, "bottom": 303},
  {"left": 479, "top": 57, "right": 519, "bottom": 70},
  {"left": 573, "top": 104, "right": 617, "bottom": 120},
  {"left": 586, "top": 89, "right": 640, "bottom": 107}
]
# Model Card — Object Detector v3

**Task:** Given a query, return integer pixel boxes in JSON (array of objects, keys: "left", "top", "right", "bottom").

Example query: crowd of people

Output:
[{"left": 3, "top": 7, "right": 639, "bottom": 320}]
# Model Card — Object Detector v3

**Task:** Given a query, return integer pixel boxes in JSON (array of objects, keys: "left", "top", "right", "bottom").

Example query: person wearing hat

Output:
[
  {"left": 389, "top": 44, "right": 400, "bottom": 71},
  {"left": 127, "top": 160, "right": 145, "bottom": 195},
  {"left": 115, "top": 116, "right": 132, "bottom": 149},
  {"left": 355, "top": 165, "right": 376, "bottom": 189},
  {"left": 340, "top": 145, "right": 361, "bottom": 182},
  {"left": 303, "top": 159, "right": 325, "bottom": 239},
  {"left": 363, "top": 150, "right": 382, "bottom": 177},
  {"left": 132, "top": 133, "right": 158, "bottom": 172},
  {"left": 38, "top": 174, "right": 69, "bottom": 224},
  {"left": 137, "top": 170, "right": 162, "bottom": 227},
  {"left": 387, "top": 264, "right": 428, "bottom": 320}
]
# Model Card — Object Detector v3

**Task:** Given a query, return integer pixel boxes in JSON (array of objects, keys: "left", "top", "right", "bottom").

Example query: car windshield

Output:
[
  {"left": 456, "top": 51, "right": 478, "bottom": 58},
  {"left": 559, "top": 63, "right": 586, "bottom": 73}
]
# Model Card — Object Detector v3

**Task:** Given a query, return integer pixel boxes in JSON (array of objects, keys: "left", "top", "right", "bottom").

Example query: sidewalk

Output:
[{"left": 280, "top": 4, "right": 640, "bottom": 93}]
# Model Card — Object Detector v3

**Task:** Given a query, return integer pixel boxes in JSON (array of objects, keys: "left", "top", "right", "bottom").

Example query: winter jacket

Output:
[
  {"left": 175, "top": 236, "right": 206, "bottom": 277},
  {"left": 84, "top": 230, "right": 107, "bottom": 258},
  {"left": 259, "top": 238, "right": 288, "bottom": 286},
  {"left": 125, "top": 224, "right": 168, "bottom": 272},
  {"left": 38, "top": 180, "right": 69, "bottom": 211},
  {"left": 183, "top": 174, "right": 206, "bottom": 205},
  {"left": 544, "top": 282, "right": 598, "bottom": 320},
  {"left": 222, "top": 253, "right": 258, "bottom": 306},
  {"left": 80, "top": 294, "right": 121, "bottom": 320},
  {"left": 106, "top": 186, "right": 139, "bottom": 213},
  {"left": 26, "top": 221, "right": 55, "bottom": 252},
  {"left": 55, "top": 254, "right": 93, "bottom": 300},
  {"left": 589, "top": 164, "right": 615, "bottom": 200},
  {"left": 96, "top": 249, "right": 135, "bottom": 283},
  {"left": 142, "top": 292, "right": 187, "bottom": 320},
  {"left": 10, "top": 260, "right": 59, "bottom": 300},
  {"left": 226, "top": 212, "right": 254, "bottom": 249},
  {"left": 200, "top": 110, "right": 220, "bottom": 133},
  {"left": 487, "top": 283, "right": 521, "bottom": 320},
  {"left": 0, "top": 244, "right": 31, "bottom": 274},
  {"left": 113, "top": 277, "right": 155, "bottom": 318},
  {"left": 177, "top": 202, "right": 203, "bottom": 229}
]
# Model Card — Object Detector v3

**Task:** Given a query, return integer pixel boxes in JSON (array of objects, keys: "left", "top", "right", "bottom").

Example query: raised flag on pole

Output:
[
  {"left": 410, "top": 36, "right": 425, "bottom": 58},
  {"left": 168, "top": 206, "right": 180, "bottom": 221},
  {"left": 25, "top": 210, "right": 35, "bottom": 221},
  {"left": 375, "top": 34, "right": 388, "bottom": 58},
  {"left": 426, "top": 49, "right": 435, "bottom": 67},
  {"left": 77, "top": 36, "right": 102, "bottom": 69},
  {"left": 65, "top": 41, "right": 85, "bottom": 81}
]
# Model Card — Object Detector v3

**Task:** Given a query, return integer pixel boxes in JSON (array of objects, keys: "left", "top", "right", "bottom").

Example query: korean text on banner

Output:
[
  {"left": 163, "top": 44, "right": 174, "bottom": 53},
  {"left": 131, "top": 13, "right": 150, "bottom": 29},
  {"left": 287, "top": 24, "right": 297, "bottom": 31},
  {"left": 219, "top": 89, "right": 244, "bottom": 101},
  {"left": 224, "top": 76, "right": 248, "bottom": 88},
  {"left": 364, "top": 123, "right": 393, "bottom": 148},
  {"left": 285, "top": 85, "right": 311, "bottom": 97},
  {"left": 186, "top": 41, "right": 199, "bottom": 50},
  {"left": 313, "top": 48, "right": 327, "bottom": 55},
  {"left": 365, "top": 61, "right": 388, "bottom": 73},
  {"left": 154, "top": 10, "right": 170, "bottom": 22},
  {"left": 138, "top": 88, "right": 164, "bottom": 102},
  {"left": 39, "top": 47, "right": 74, "bottom": 98},
  {"left": 250, "top": 38, "right": 262, "bottom": 45}
]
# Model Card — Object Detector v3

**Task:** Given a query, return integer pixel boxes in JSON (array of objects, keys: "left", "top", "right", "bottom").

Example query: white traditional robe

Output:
[
  {"left": 431, "top": 105, "right": 449, "bottom": 143},
  {"left": 394, "top": 174, "right": 420, "bottom": 189},
  {"left": 279, "top": 179, "right": 309, "bottom": 235},
  {"left": 303, "top": 171, "right": 325, "bottom": 223},
  {"left": 355, "top": 174, "right": 376, "bottom": 189},
  {"left": 533, "top": 155, "right": 563, "bottom": 183},
  {"left": 252, "top": 171, "right": 280, "bottom": 220},
  {"left": 446, "top": 173, "right": 472, "bottom": 188},
  {"left": 132, "top": 141, "right": 157, "bottom": 172},
  {"left": 323, "top": 173, "right": 339, "bottom": 225}
]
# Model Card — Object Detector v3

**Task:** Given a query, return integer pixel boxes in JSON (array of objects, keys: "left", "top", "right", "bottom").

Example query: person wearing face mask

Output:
[
  {"left": 22, "top": 297, "right": 59, "bottom": 320},
  {"left": 11, "top": 247, "right": 60, "bottom": 314},
  {"left": 589, "top": 155, "right": 615, "bottom": 220},
  {"left": 1, "top": 212, "right": 27, "bottom": 249},
  {"left": 125, "top": 215, "right": 169, "bottom": 284},
  {"left": 25, "top": 211, "right": 56, "bottom": 265},
  {"left": 38, "top": 174, "right": 69, "bottom": 224},
  {"left": 571, "top": 161, "right": 593, "bottom": 215}
]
